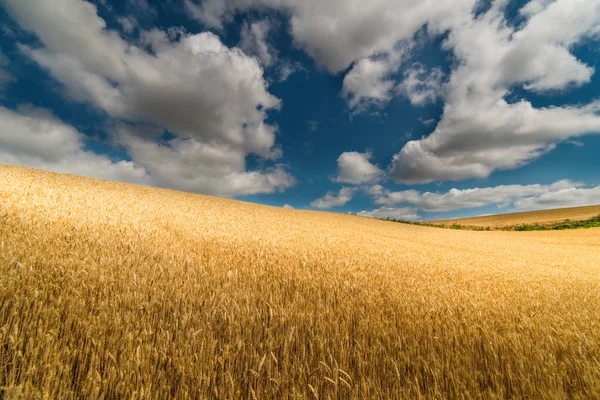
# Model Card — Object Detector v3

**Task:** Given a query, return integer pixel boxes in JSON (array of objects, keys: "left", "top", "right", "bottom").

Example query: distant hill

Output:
[{"left": 431, "top": 205, "right": 600, "bottom": 228}]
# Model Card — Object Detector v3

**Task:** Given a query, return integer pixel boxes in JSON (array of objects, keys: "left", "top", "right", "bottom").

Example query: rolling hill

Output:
[
  {"left": 431, "top": 205, "right": 600, "bottom": 228},
  {"left": 1, "top": 165, "right": 600, "bottom": 399}
]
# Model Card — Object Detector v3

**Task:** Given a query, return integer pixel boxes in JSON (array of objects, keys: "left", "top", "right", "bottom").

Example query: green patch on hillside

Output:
[{"left": 383, "top": 214, "right": 600, "bottom": 232}]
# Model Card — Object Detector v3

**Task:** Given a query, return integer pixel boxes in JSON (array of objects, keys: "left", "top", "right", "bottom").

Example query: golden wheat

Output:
[{"left": 1, "top": 165, "right": 600, "bottom": 399}]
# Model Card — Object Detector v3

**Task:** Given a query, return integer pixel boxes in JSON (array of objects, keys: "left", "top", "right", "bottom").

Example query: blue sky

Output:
[{"left": 1, "top": 0, "right": 599, "bottom": 221}]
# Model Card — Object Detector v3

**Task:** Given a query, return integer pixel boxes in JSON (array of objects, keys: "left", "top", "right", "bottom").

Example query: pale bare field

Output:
[
  {"left": 431, "top": 205, "right": 600, "bottom": 228},
  {"left": 1, "top": 165, "right": 600, "bottom": 399}
]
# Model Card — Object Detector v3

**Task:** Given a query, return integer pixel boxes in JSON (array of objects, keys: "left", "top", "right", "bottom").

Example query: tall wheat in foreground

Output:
[{"left": 1, "top": 165, "right": 600, "bottom": 399}]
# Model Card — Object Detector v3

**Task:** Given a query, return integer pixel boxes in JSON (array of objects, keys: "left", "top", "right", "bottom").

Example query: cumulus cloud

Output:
[
  {"left": 342, "top": 57, "right": 396, "bottom": 109},
  {"left": 333, "top": 151, "right": 384, "bottom": 185},
  {"left": 283, "top": 204, "right": 294, "bottom": 209},
  {"left": 397, "top": 64, "right": 445, "bottom": 106},
  {"left": 390, "top": 0, "right": 600, "bottom": 183},
  {"left": 0, "top": 106, "right": 150, "bottom": 184},
  {"left": 116, "top": 125, "right": 295, "bottom": 197},
  {"left": 514, "top": 185, "right": 600, "bottom": 210},
  {"left": 3, "top": 0, "right": 295, "bottom": 197},
  {"left": 276, "top": 60, "right": 305, "bottom": 82},
  {"left": 5, "top": 0, "right": 600, "bottom": 200},
  {"left": 342, "top": 46, "right": 410, "bottom": 111},
  {"left": 186, "top": 0, "right": 600, "bottom": 187},
  {"left": 357, "top": 206, "right": 420, "bottom": 221},
  {"left": 185, "top": 0, "right": 472, "bottom": 112},
  {"left": 185, "top": 0, "right": 476, "bottom": 73},
  {"left": 185, "top": 0, "right": 600, "bottom": 183},
  {"left": 366, "top": 179, "right": 600, "bottom": 213},
  {"left": 117, "top": 16, "right": 137, "bottom": 34},
  {"left": 238, "top": 19, "right": 305, "bottom": 82},
  {"left": 239, "top": 19, "right": 275, "bottom": 67},
  {"left": 311, "top": 187, "right": 356, "bottom": 209}
]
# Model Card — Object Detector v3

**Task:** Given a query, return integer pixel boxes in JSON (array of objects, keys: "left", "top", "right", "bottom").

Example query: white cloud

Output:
[
  {"left": 185, "top": 0, "right": 476, "bottom": 73},
  {"left": 187, "top": 0, "right": 467, "bottom": 111},
  {"left": 20, "top": 26, "right": 281, "bottom": 156},
  {"left": 0, "top": 105, "right": 81, "bottom": 161},
  {"left": 115, "top": 125, "right": 295, "bottom": 197},
  {"left": 0, "top": 106, "right": 150, "bottom": 184},
  {"left": 0, "top": 104, "right": 293, "bottom": 197},
  {"left": 0, "top": 50, "right": 15, "bottom": 93},
  {"left": 6, "top": 0, "right": 600, "bottom": 198},
  {"left": 184, "top": 0, "right": 600, "bottom": 183},
  {"left": 185, "top": 0, "right": 600, "bottom": 189},
  {"left": 390, "top": 0, "right": 600, "bottom": 183},
  {"left": 184, "top": 0, "right": 225, "bottom": 28},
  {"left": 567, "top": 140, "right": 585, "bottom": 147},
  {"left": 364, "top": 184, "right": 385, "bottom": 197},
  {"left": 333, "top": 151, "right": 384, "bottom": 185},
  {"left": 117, "top": 16, "right": 137, "bottom": 34},
  {"left": 186, "top": 0, "right": 472, "bottom": 112},
  {"left": 3, "top": 0, "right": 295, "bottom": 197},
  {"left": 357, "top": 206, "right": 420, "bottom": 221},
  {"left": 366, "top": 179, "right": 600, "bottom": 213},
  {"left": 238, "top": 19, "right": 305, "bottom": 82},
  {"left": 283, "top": 204, "right": 294, "bottom": 209},
  {"left": 514, "top": 185, "right": 600, "bottom": 210},
  {"left": 519, "top": 0, "right": 554, "bottom": 17},
  {"left": 276, "top": 60, "right": 305, "bottom": 82},
  {"left": 311, "top": 187, "right": 356, "bottom": 209},
  {"left": 342, "top": 46, "right": 409, "bottom": 111},
  {"left": 4, "top": 0, "right": 129, "bottom": 82},
  {"left": 397, "top": 63, "right": 444, "bottom": 106},
  {"left": 418, "top": 117, "right": 436, "bottom": 126},
  {"left": 342, "top": 58, "right": 395, "bottom": 110},
  {"left": 239, "top": 19, "right": 275, "bottom": 67},
  {"left": 126, "top": 0, "right": 156, "bottom": 15}
]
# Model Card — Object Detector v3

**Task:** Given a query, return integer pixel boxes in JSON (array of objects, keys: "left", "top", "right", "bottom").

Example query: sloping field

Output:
[
  {"left": 1, "top": 165, "right": 600, "bottom": 399},
  {"left": 431, "top": 205, "right": 600, "bottom": 228}
]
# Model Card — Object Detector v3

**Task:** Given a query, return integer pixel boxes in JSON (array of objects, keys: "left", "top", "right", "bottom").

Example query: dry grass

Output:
[
  {"left": 431, "top": 205, "right": 600, "bottom": 228},
  {"left": 1, "top": 165, "right": 600, "bottom": 399}
]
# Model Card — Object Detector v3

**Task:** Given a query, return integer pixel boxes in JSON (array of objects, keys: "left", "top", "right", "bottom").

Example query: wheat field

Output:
[
  {"left": 431, "top": 205, "right": 600, "bottom": 228},
  {"left": 1, "top": 165, "right": 600, "bottom": 399}
]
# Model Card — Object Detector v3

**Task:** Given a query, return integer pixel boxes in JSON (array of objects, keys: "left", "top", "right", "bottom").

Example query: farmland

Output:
[
  {"left": 430, "top": 205, "right": 600, "bottom": 229},
  {"left": 1, "top": 165, "right": 600, "bottom": 399}
]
